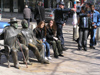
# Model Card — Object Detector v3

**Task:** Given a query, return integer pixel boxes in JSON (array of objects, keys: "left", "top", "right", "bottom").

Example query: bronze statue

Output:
[
  {"left": 17, "top": 19, "right": 49, "bottom": 64},
  {"left": 0, "top": 17, "right": 29, "bottom": 69}
]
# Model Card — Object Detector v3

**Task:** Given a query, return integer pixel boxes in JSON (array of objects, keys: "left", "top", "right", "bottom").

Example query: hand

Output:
[
  {"left": 92, "top": 22, "right": 94, "bottom": 24},
  {"left": 63, "top": 23, "right": 65, "bottom": 26},
  {"left": 94, "top": 25, "right": 97, "bottom": 29},
  {"left": 53, "top": 37, "right": 58, "bottom": 40},
  {"left": 71, "top": 8, "right": 76, "bottom": 11},
  {"left": 87, "top": 14, "right": 90, "bottom": 17}
]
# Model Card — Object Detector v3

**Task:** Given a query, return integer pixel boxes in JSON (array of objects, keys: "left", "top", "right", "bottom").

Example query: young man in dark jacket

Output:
[{"left": 34, "top": 1, "right": 45, "bottom": 25}]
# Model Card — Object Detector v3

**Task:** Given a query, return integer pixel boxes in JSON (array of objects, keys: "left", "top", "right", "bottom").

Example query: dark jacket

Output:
[
  {"left": 54, "top": 8, "right": 71, "bottom": 25},
  {"left": 46, "top": 28, "right": 55, "bottom": 41},
  {"left": 34, "top": 6, "right": 45, "bottom": 21},
  {"left": 79, "top": 13, "right": 92, "bottom": 29},
  {"left": 23, "top": 7, "right": 32, "bottom": 19},
  {"left": 33, "top": 27, "right": 45, "bottom": 40}
]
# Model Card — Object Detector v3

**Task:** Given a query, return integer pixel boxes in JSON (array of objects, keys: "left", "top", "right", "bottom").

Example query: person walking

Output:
[
  {"left": 23, "top": 5, "right": 32, "bottom": 27},
  {"left": 78, "top": 6, "right": 92, "bottom": 51},
  {"left": 90, "top": 5, "right": 100, "bottom": 49},
  {"left": 34, "top": 1, "right": 45, "bottom": 25}
]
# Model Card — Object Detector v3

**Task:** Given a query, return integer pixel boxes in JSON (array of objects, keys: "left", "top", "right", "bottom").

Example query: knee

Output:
[{"left": 52, "top": 41, "right": 56, "bottom": 45}]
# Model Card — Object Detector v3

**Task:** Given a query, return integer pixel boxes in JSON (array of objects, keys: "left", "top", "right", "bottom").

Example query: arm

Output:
[{"left": 96, "top": 14, "right": 100, "bottom": 27}]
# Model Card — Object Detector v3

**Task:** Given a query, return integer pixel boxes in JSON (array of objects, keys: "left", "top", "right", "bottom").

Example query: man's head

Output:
[
  {"left": 91, "top": 5, "right": 95, "bottom": 12},
  {"left": 21, "top": 19, "right": 28, "bottom": 28},
  {"left": 9, "top": 17, "right": 18, "bottom": 29},
  {"left": 59, "top": 1, "right": 65, "bottom": 9},
  {"left": 85, "top": 3, "right": 91, "bottom": 9},
  {"left": 38, "top": 1, "right": 42, "bottom": 6},
  {"left": 25, "top": 5, "right": 28, "bottom": 8},
  {"left": 81, "top": 6, "right": 86, "bottom": 13}
]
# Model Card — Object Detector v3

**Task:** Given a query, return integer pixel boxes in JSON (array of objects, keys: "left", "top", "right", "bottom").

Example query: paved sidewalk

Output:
[{"left": 0, "top": 18, "right": 100, "bottom": 75}]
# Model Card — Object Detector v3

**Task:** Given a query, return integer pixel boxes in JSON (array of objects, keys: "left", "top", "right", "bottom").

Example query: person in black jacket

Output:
[
  {"left": 78, "top": 6, "right": 92, "bottom": 51},
  {"left": 46, "top": 20, "right": 63, "bottom": 58},
  {"left": 54, "top": 1, "right": 74, "bottom": 50},
  {"left": 34, "top": 1, "right": 45, "bottom": 25},
  {"left": 33, "top": 21, "right": 52, "bottom": 60}
]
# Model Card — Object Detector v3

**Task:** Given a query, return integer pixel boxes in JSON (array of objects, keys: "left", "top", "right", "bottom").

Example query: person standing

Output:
[
  {"left": 90, "top": 5, "right": 100, "bottom": 49},
  {"left": 23, "top": 5, "right": 32, "bottom": 27},
  {"left": 34, "top": 1, "right": 45, "bottom": 25},
  {"left": 78, "top": 6, "right": 92, "bottom": 51},
  {"left": 54, "top": 1, "right": 74, "bottom": 50}
]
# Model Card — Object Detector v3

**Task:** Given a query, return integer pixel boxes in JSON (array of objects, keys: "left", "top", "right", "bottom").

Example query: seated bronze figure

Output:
[
  {"left": 0, "top": 17, "right": 29, "bottom": 69},
  {"left": 17, "top": 19, "right": 49, "bottom": 64}
]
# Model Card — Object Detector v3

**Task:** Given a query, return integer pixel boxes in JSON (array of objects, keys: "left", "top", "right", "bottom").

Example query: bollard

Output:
[
  {"left": 96, "top": 27, "right": 100, "bottom": 41},
  {"left": 73, "top": 25, "right": 79, "bottom": 40},
  {"left": 73, "top": 12, "right": 78, "bottom": 41}
]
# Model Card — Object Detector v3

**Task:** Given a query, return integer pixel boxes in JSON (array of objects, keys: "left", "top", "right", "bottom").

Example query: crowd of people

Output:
[
  {"left": 77, "top": 3, "right": 100, "bottom": 51},
  {"left": 0, "top": 1, "right": 100, "bottom": 69}
]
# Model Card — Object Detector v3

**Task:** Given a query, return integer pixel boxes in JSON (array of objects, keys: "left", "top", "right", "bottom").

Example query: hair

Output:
[
  {"left": 47, "top": 19, "right": 57, "bottom": 35},
  {"left": 81, "top": 6, "right": 86, "bottom": 12},
  {"left": 25, "top": 5, "right": 28, "bottom": 8},
  {"left": 86, "top": 3, "right": 92, "bottom": 8},
  {"left": 36, "top": 21, "right": 47, "bottom": 36}
]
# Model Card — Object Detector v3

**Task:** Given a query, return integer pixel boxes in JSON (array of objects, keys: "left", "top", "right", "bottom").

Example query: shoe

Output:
[
  {"left": 42, "top": 59, "right": 49, "bottom": 64},
  {"left": 48, "top": 56, "right": 52, "bottom": 60},
  {"left": 90, "top": 46, "right": 95, "bottom": 49},
  {"left": 45, "top": 57, "right": 48, "bottom": 60},
  {"left": 14, "top": 64, "right": 20, "bottom": 69},
  {"left": 84, "top": 48, "right": 87, "bottom": 51},
  {"left": 54, "top": 55, "right": 58, "bottom": 58},
  {"left": 78, "top": 47, "right": 81, "bottom": 51},
  {"left": 62, "top": 46, "right": 67, "bottom": 51},
  {"left": 59, "top": 54, "right": 64, "bottom": 57}
]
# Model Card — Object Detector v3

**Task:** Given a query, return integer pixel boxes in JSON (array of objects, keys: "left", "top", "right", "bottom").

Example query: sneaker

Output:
[
  {"left": 48, "top": 56, "right": 52, "bottom": 60},
  {"left": 45, "top": 57, "right": 48, "bottom": 60}
]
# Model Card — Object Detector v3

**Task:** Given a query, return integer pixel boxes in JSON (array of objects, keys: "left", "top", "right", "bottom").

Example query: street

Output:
[{"left": 0, "top": 17, "right": 100, "bottom": 75}]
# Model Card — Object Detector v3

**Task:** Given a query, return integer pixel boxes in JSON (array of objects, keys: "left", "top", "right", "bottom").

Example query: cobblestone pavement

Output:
[{"left": 0, "top": 17, "right": 100, "bottom": 75}]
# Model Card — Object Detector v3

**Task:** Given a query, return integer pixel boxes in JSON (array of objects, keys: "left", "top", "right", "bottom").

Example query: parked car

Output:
[
  {"left": 45, "top": 8, "right": 54, "bottom": 22},
  {"left": 0, "top": 21, "right": 10, "bottom": 33}
]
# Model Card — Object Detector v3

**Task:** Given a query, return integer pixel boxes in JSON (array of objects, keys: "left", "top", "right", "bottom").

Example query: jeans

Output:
[
  {"left": 57, "top": 24, "right": 64, "bottom": 46},
  {"left": 78, "top": 28, "right": 89, "bottom": 49},
  {"left": 42, "top": 41, "right": 50, "bottom": 57},
  {"left": 90, "top": 28, "right": 97, "bottom": 46}
]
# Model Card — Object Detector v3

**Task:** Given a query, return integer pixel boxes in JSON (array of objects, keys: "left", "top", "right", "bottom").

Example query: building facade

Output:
[{"left": 0, "top": 0, "right": 43, "bottom": 13}]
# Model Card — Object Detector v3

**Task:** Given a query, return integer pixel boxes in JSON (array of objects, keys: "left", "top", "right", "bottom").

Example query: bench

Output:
[{"left": 0, "top": 44, "right": 11, "bottom": 68}]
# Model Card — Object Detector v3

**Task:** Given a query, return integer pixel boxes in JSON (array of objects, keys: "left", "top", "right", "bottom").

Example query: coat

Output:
[
  {"left": 23, "top": 7, "right": 32, "bottom": 19},
  {"left": 34, "top": 6, "right": 45, "bottom": 21}
]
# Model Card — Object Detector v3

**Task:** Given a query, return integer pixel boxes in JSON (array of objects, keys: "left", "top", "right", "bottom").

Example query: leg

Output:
[
  {"left": 18, "top": 44, "right": 29, "bottom": 64},
  {"left": 83, "top": 29, "right": 88, "bottom": 51},
  {"left": 28, "top": 43, "right": 49, "bottom": 64},
  {"left": 56, "top": 40, "right": 63, "bottom": 55},
  {"left": 57, "top": 24, "right": 64, "bottom": 46},
  {"left": 45, "top": 41, "right": 50, "bottom": 57},
  {"left": 48, "top": 40, "right": 58, "bottom": 58},
  {"left": 78, "top": 29, "right": 83, "bottom": 50},
  {"left": 11, "top": 48, "right": 20, "bottom": 69}
]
